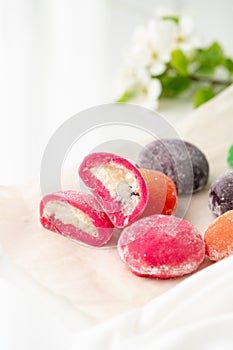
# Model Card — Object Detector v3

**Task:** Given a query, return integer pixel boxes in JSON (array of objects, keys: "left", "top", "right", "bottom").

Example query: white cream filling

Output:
[
  {"left": 92, "top": 162, "right": 140, "bottom": 216},
  {"left": 44, "top": 200, "right": 98, "bottom": 237}
]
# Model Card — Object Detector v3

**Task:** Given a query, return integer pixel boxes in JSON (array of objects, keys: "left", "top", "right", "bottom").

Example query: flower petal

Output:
[
  {"left": 150, "top": 62, "right": 166, "bottom": 76},
  {"left": 148, "top": 79, "right": 162, "bottom": 99}
]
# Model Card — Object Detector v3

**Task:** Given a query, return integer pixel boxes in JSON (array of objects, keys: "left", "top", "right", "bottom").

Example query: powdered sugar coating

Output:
[
  {"left": 205, "top": 210, "right": 233, "bottom": 261},
  {"left": 40, "top": 190, "right": 114, "bottom": 247},
  {"left": 137, "top": 139, "right": 209, "bottom": 194},
  {"left": 118, "top": 215, "right": 205, "bottom": 279},
  {"left": 208, "top": 171, "right": 233, "bottom": 216},
  {"left": 79, "top": 152, "right": 148, "bottom": 228}
]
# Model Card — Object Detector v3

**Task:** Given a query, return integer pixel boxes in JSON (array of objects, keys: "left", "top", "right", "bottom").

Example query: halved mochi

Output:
[
  {"left": 79, "top": 152, "right": 148, "bottom": 228},
  {"left": 40, "top": 190, "right": 114, "bottom": 247}
]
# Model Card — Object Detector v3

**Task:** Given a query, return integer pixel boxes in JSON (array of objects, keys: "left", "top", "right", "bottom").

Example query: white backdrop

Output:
[{"left": 1, "top": 0, "right": 233, "bottom": 185}]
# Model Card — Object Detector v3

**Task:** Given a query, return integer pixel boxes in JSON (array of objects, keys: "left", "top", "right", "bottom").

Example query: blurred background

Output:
[{"left": 1, "top": 0, "right": 233, "bottom": 185}]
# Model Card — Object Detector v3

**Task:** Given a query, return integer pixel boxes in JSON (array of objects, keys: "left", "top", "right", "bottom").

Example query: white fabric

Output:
[
  {"left": 0, "top": 253, "right": 93, "bottom": 349},
  {"left": 1, "top": 251, "right": 233, "bottom": 349},
  {"left": 71, "top": 256, "right": 233, "bottom": 350}
]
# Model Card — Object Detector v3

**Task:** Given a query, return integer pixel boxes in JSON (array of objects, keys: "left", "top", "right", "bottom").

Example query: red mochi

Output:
[
  {"left": 118, "top": 215, "right": 205, "bottom": 279},
  {"left": 79, "top": 152, "right": 148, "bottom": 228},
  {"left": 40, "top": 190, "right": 114, "bottom": 247}
]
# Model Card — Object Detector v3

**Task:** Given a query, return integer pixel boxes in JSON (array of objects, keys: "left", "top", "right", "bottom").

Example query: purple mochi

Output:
[
  {"left": 137, "top": 139, "right": 209, "bottom": 194},
  {"left": 209, "top": 171, "right": 233, "bottom": 216}
]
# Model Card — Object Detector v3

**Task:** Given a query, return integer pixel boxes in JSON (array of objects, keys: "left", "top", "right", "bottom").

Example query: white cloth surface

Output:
[
  {"left": 0, "top": 253, "right": 93, "bottom": 350},
  {"left": 1, "top": 252, "right": 233, "bottom": 349},
  {"left": 70, "top": 256, "right": 233, "bottom": 350}
]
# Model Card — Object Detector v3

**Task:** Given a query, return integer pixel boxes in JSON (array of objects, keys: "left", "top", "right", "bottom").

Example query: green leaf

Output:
[
  {"left": 223, "top": 58, "right": 233, "bottom": 73},
  {"left": 194, "top": 88, "right": 215, "bottom": 108},
  {"left": 160, "top": 75, "right": 190, "bottom": 97},
  {"left": 162, "top": 15, "right": 179, "bottom": 24},
  {"left": 188, "top": 48, "right": 202, "bottom": 62},
  {"left": 195, "top": 65, "right": 215, "bottom": 76},
  {"left": 227, "top": 144, "right": 233, "bottom": 168},
  {"left": 198, "top": 42, "right": 224, "bottom": 68},
  {"left": 171, "top": 49, "right": 189, "bottom": 75},
  {"left": 116, "top": 90, "right": 135, "bottom": 103}
]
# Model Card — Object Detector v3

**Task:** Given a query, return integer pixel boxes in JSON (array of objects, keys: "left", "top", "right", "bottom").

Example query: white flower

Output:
[
  {"left": 134, "top": 79, "right": 161, "bottom": 110},
  {"left": 172, "top": 16, "right": 204, "bottom": 52},
  {"left": 130, "top": 19, "right": 176, "bottom": 76},
  {"left": 117, "top": 9, "right": 204, "bottom": 110},
  {"left": 130, "top": 71, "right": 162, "bottom": 110}
]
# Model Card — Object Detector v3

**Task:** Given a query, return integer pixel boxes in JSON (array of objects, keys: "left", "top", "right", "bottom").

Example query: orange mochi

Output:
[
  {"left": 204, "top": 210, "right": 233, "bottom": 261},
  {"left": 139, "top": 168, "right": 178, "bottom": 217}
]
